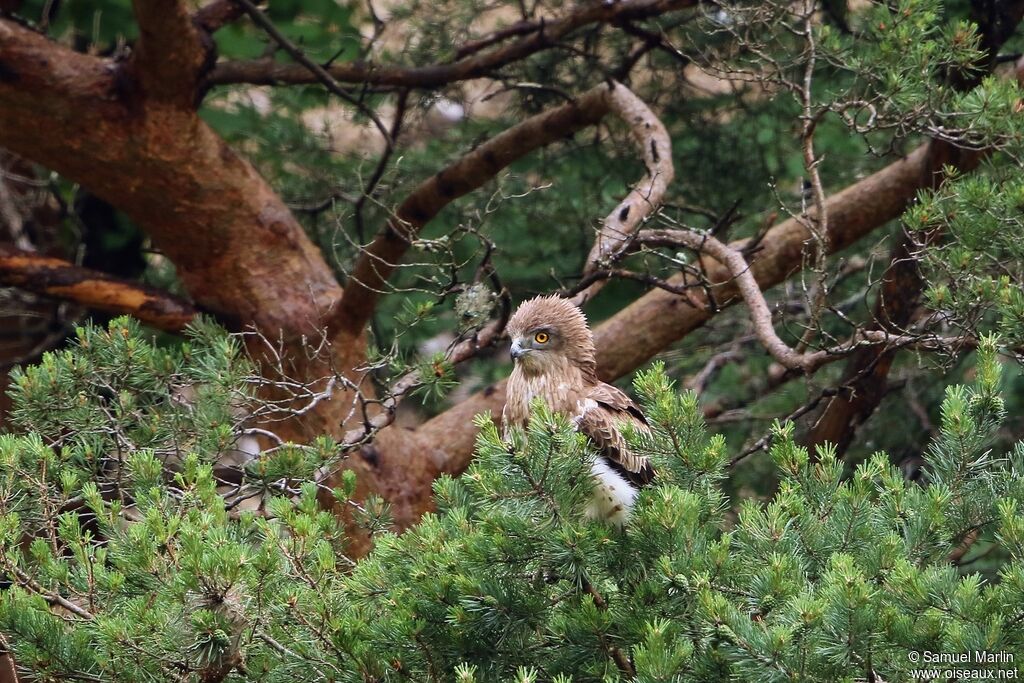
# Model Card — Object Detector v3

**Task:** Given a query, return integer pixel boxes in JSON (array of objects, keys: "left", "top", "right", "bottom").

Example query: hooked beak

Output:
[{"left": 510, "top": 338, "right": 526, "bottom": 360}]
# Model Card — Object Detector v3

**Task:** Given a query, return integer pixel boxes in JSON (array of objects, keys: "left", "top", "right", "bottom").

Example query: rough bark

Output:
[
  {"left": 0, "top": 245, "right": 198, "bottom": 331},
  {"left": 0, "top": 640, "right": 16, "bottom": 683},
  {"left": 0, "top": 12, "right": 355, "bottom": 442},
  {"left": 0, "top": 0, "right": 1001, "bottom": 553},
  {"left": 0, "top": 19, "right": 341, "bottom": 337}
]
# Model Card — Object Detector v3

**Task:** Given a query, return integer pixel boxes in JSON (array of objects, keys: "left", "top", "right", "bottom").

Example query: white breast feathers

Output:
[{"left": 584, "top": 456, "right": 638, "bottom": 527}]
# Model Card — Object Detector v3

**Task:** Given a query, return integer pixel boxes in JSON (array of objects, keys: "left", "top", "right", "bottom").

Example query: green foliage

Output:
[
  {"left": 2, "top": 327, "right": 1022, "bottom": 681},
  {"left": 907, "top": 163, "right": 1024, "bottom": 348},
  {"left": 6, "top": 0, "right": 1024, "bottom": 677}
]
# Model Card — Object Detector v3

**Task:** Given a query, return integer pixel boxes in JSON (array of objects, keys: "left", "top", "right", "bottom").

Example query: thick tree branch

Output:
[
  {"left": 572, "top": 81, "right": 674, "bottom": 307},
  {"left": 800, "top": 0, "right": 1024, "bottom": 456},
  {"left": 0, "top": 245, "right": 198, "bottom": 332},
  {"left": 205, "top": 0, "right": 698, "bottom": 89},
  {"left": 0, "top": 18, "right": 341, "bottom": 338},
  {"left": 0, "top": 16, "right": 351, "bottom": 445},
  {"left": 130, "top": 0, "right": 210, "bottom": 105},
  {"left": 329, "top": 84, "right": 614, "bottom": 337},
  {"left": 411, "top": 139, "right": 984, "bottom": 480}
]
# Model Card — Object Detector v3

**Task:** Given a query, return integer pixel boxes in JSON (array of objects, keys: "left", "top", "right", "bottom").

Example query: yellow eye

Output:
[{"left": 534, "top": 332, "right": 549, "bottom": 344}]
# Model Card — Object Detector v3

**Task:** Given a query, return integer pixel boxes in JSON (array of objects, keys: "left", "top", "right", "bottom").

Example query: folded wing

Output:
[{"left": 575, "top": 382, "right": 655, "bottom": 488}]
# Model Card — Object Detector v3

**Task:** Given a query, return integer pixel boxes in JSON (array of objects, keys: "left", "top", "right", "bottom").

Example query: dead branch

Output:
[
  {"left": 453, "top": 19, "right": 545, "bottom": 60},
  {"left": 205, "top": 0, "right": 699, "bottom": 89},
  {"left": 572, "top": 80, "right": 675, "bottom": 307},
  {"left": 335, "top": 316, "right": 508, "bottom": 451},
  {"left": 638, "top": 227, "right": 821, "bottom": 371},
  {"left": 231, "top": 0, "right": 393, "bottom": 145},
  {"left": 0, "top": 244, "right": 198, "bottom": 331},
  {"left": 800, "top": 232, "right": 924, "bottom": 454},
  {"left": 4, "top": 563, "right": 94, "bottom": 621}
]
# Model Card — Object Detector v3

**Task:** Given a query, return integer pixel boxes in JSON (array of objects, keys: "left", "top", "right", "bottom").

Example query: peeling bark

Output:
[
  {"left": 572, "top": 81, "right": 674, "bottom": 307},
  {"left": 0, "top": 245, "right": 198, "bottom": 331}
]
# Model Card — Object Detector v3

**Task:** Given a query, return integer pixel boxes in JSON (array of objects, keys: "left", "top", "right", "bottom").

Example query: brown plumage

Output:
[{"left": 502, "top": 295, "right": 654, "bottom": 524}]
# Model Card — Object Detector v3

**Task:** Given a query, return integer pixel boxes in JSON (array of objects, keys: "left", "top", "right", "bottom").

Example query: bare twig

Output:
[
  {"left": 638, "top": 228, "right": 817, "bottom": 370},
  {"left": 207, "top": 0, "right": 699, "bottom": 88},
  {"left": 232, "top": 0, "right": 394, "bottom": 148},
  {"left": 329, "top": 84, "right": 614, "bottom": 338}
]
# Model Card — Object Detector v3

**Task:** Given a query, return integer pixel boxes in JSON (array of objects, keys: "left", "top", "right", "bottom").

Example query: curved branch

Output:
[
  {"left": 572, "top": 81, "right": 675, "bottom": 307},
  {"left": 638, "top": 228, "right": 812, "bottom": 370},
  {"left": 0, "top": 18, "right": 342, "bottom": 339},
  {"left": 413, "top": 139, "right": 985, "bottom": 478},
  {"left": 205, "top": 0, "right": 698, "bottom": 89},
  {"left": 328, "top": 84, "right": 614, "bottom": 337},
  {"left": 0, "top": 245, "right": 199, "bottom": 331}
]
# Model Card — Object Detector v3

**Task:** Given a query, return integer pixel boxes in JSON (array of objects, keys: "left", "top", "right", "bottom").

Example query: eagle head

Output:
[{"left": 506, "top": 295, "right": 597, "bottom": 379}]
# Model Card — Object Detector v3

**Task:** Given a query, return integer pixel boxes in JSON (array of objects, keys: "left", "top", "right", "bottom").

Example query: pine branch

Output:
[
  {"left": 5, "top": 564, "right": 94, "bottom": 621},
  {"left": 328, "top": 84, "right": 614, "bottom": 338},
  {"left": 572, "top": 80, "right": 675, "bottom": 307},
  {"left": 206, "top": 0, "right": 699, "bottom": 89}
]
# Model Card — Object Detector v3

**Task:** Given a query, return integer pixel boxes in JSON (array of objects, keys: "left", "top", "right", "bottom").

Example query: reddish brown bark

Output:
[
  {"left": 0, "top": 647, "right": 16, "bottom": 683},
  {"left": 0, "top": 0, "right": 1001, "bottom": 554},
  {"left": 0, "top": 19, "right": 341, "bottom": 337},
  {"left": 0, "top": 11, "right": 358, "bottom": 443},
  {"left": 795, "top": 0, "right": 1024, "bottom": 453}
]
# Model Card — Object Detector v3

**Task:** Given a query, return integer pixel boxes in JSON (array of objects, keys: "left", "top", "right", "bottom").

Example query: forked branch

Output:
[
  {"left": 206, "top": 0, "right": 699, "bottom": 89},
  {"left": 329, "top": 84, "right": 615, "bottom": 338}
]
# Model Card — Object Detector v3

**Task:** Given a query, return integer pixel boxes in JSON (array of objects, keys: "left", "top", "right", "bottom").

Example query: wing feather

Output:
[{"left": 576, "top": 383, "right": 655, "bottom": 488}]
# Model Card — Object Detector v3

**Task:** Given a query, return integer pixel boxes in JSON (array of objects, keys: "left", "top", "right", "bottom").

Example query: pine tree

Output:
[{"left": 1, "top": 320, "right": 1021, "bottom": 681}]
